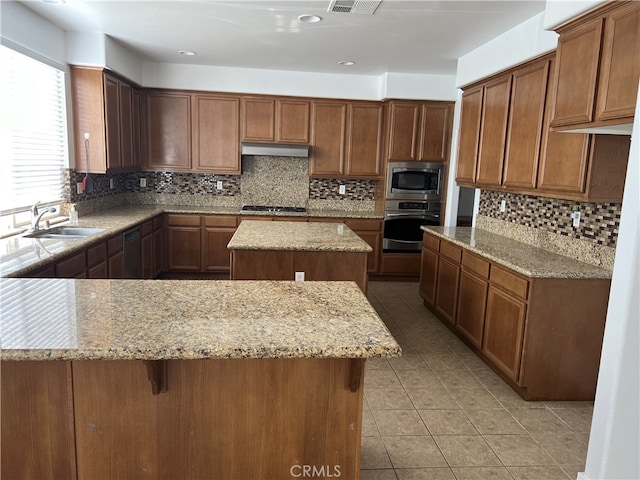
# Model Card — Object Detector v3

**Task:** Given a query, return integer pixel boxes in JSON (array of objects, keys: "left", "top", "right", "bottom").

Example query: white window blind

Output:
[{"left": 0, "top": 44, "right": 68, "bottom": 215}]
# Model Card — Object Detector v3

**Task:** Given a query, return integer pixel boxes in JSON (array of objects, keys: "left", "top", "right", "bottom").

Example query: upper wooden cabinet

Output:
[
  {"left": 456, "top": 87, "right": 484, "bottom": 184},
  {"left": 386, "top": 100, "right": 454, "bottom": 163},
  {"left": 550, "top": 1, "right": 639, "bottom": 130},
  {"left": 241, "top": 96, "right": 310, "bottom": 144},
  {"left": 310, "top": 100, "right": 383, "bottom": 179},
  {"left": 71, "top": 67, "right": 139, "bottom": 173}
]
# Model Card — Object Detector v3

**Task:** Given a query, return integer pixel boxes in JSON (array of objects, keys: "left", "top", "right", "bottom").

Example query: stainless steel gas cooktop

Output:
[{"left": 241, "top": 205, "right": 306, "bottom": 213}]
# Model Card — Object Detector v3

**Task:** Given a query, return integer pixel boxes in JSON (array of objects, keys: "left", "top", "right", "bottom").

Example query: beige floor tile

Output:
[
  {"left": 365, "top": 369, "right": 402, "bottom": 389},
  {"left": 367, "top": 358, "right": 394, "bottom": 370},
  {"left": 366, "top": 388, "right": 414, "bottom": 410},
  {"left": 549, "top": 408, "right": 593, "bottom": 432},
  {"left": 464, "top": 409, "right": 527, "bottom": 435},
  {"left": 389, "top": 354, "right": 428, "bottom": 371},
  {"left": 483, "top": 434, "right": 555, "bottom": 466},
  {"left": 533, "top": 433, "right": 588, "bottom": 465},
  {"left": 507, "top": 465, "right": 571, "bottom": 479},
  {"left": 362, "top": 408, "right": 380, "bottom": 437},
  {"left": 451, "top": 466, "right": 514, "bottom": 479},
  {"left": 395, "top": 368, "right": 442, "bottom": 389},
  {"left": 383, "top": 436, "right": 448, "bottom": 468},
  {"left": 433, "top": 435, "right": 501, "bottom": 467},
  {"left": 448, "top": 387, "right": 503, "bottom": 410},
  {"left": 395, "top": 467, "right": 456, "bottom": 479},
  {"left": 418, "top": 410, "right": 478, "bottom": 435},
  {"left": 421, "top": 353, "right": 467, "bottom": 371},
  {"left": 372, "top": 409, "right": 429, "bottom": 436},
  {"left": 361, "top": 436, "right": 392, "bottom": 469},
  {"left": 542, "top": 401, "right": 593, "bottom": 409},
  {"left": 509, "top": 408, "right": 572, "bottom": 435},
  {"left": 435, "top": 369, "right": 483, "bottom": 389},
  {"left": 405, "top": 387, "right": 459, "bottom": 410},
  {"left": 360, "top": 469, "right": 399, "bottom": 480},
  {"left": 560, "top": 465, "right": 584, "bottom": 479}
]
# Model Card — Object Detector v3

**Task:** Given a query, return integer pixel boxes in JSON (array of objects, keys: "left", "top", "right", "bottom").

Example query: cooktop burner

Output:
[{"left": 241, "top": 205, "right": 306, "bottom": 213}]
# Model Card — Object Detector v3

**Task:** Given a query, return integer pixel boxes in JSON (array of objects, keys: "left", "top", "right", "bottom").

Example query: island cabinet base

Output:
[{"left": 2, "top": 358, "right": 365, "bottom": 480}]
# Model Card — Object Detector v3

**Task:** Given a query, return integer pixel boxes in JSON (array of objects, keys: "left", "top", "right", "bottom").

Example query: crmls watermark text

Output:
[{"left": 290, "top": 464, "right": 342, "bottom": 478}]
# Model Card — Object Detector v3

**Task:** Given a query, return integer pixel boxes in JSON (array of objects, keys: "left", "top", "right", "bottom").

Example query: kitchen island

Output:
[
  {"left": 228, "top": 220, "right": 372, "bottom": 292},
  {"left": 1, "top": 279, "right": 400, "bottom": 480}
]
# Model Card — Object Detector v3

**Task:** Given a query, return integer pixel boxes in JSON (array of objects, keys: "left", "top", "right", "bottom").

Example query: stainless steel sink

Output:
[{"left": 25, "top": 226, "right": 105, "bottom": 239}]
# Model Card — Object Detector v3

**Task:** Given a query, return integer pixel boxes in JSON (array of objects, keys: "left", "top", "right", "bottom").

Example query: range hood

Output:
[{"left": 241, "top": 142, "right": 310, "bottom": 158}]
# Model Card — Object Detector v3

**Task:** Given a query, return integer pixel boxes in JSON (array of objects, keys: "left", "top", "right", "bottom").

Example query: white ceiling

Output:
[{"left": 22, "top": 0, "right": 546, "bottom": 76}]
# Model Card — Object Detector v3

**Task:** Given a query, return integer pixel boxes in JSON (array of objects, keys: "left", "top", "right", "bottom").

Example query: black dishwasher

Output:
[{"left": 122, "top": 226, "right": 141, "bottom": 279}]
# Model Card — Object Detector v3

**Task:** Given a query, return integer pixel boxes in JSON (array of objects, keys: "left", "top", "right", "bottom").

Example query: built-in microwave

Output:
[{"left": 386, "top": 162, "right": 444, "bottom": 200}]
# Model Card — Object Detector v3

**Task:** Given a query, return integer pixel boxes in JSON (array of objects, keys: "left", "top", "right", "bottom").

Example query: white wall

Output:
[
  {"left": 380, "top": 72, "right": 457, "bottom": 101},
  {"left": 544, "top": 0, "right": 607, "bottom": 30}
]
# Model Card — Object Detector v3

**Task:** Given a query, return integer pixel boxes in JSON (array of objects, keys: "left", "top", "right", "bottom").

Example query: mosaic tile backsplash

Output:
[
  {"left": 478, "top": 190, "right": 621, "bottom": 248},
  {"left": 310, "top": 178, "right": 377, "bottom": 201}
]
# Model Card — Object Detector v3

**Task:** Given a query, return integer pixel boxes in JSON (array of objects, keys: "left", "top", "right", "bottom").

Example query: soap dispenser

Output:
[{"left": 69, "top": 204, "right": 78, "bottom": 226}]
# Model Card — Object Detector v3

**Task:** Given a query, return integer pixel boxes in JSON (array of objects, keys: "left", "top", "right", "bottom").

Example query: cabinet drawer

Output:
[
  {"left": 422, "top": 233, "right": 440, "bottom": 252},
  {"left": 462, "top": 252, "right": 490, "bottom": 278},
  {"left": 345, "top": 219, "right": 381, "bottom": 231},
  {"left": 440, "top": 241, "right": 462, "bottom": 263},
  {"left": 167, "top": 214, "right": 201, "bottom": 227},
  {"left": 141, "top": 220, "right": 153, "bottom": 236},
  {"left": 107, "top": 235, "right": 123, "bottom": 255},
  {"left": 55, "top": 251, "right": 86, "bottom": 278},
  {"left": 490, "top": 265, "right": 529, "bottom": 300},
  {"left": 204, "top": 215, "right": 238, "bottom": 227},
  {"left": 86, "top": 242, "right": 107, "bottom": 268},
  {"left": 152, "top": 215, "right": 163, "bottom": 230}
]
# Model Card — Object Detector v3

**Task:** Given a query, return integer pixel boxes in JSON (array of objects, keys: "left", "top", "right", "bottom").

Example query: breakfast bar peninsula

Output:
[{"left": 0, "top": 279, "right": 400, "bottom": 480}]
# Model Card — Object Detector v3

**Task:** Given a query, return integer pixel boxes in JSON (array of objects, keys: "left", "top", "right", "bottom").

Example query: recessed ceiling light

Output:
[
  {"left": 298, "top": 14, "right": 323, "bottom": 23},
  {"left": 179, "top": 50, "right": 197, "bottom": 56},
  {"left": 338, "top": 60, "right": 355, "bottom": 66}
]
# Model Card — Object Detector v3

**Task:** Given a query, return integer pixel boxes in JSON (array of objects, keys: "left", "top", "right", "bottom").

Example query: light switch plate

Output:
[
  {"left": 216, "top": 180, "right": 223, "bottom": 190},
  {"left": 295, "top": 272, "right": 305, "bottom": 281},
  {"left": 339, "top": 185, "right": 346, "bottom": 195},
  {"left": 140, "top": 178, "right": 146, "bottom": 188},
  {"left": 500, "top": 200, "right": 506, "bottom": 212},
  {"left": 76, "top": 183, "right": 83, "bottom": 194},
  {"left": 109, "top": 178, "right": 114, "bottom": 189}
]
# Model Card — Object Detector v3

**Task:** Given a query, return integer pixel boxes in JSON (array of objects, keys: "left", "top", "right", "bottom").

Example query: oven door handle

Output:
[
  {"left": 386, "top": 239, "right": 420, "bottom": 244},
  {"left": 384, "top": 213, "right": 440, "bottom": 219}
]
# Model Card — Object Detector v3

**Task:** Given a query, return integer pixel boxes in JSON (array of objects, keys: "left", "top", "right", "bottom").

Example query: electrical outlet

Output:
[
  {"left": 337, "top": 224, "right": 344, "bottom": 234},
  {"left": 216, "top": 180, "right": 223, "bottom": 190},
  {"left": 500, "top": 200, "right": 506, "bottom": 212},
  {"left": 295, "top": 272, "right": 305, "bottom": 281},
  {"left": 76, "top": 182, "right": 83, "bottom": 194},
  {"left": 140, "top": 178, "right": 146, "bottom": 188},
  {"left": 571, "top": 210, "right": 581, "bottom": 228},
  {"left": 109, "top": 178, "right": 114, "bottom": 189},
  {"left": 338, "top": 185, "right": 346, "bottom": 195}
]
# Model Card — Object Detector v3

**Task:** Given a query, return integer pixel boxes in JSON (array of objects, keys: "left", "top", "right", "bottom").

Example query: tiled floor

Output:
[{"left": 362, "top": 282, "right": 593, "bottom": 480}]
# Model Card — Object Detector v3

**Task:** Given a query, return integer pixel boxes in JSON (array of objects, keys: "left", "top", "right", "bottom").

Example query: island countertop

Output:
[
  {"left": 227, "top": 220, "right": 373, "bottom": 252},
  {"left": 0, "top": 279, "right": 400, "bottom": 361}
]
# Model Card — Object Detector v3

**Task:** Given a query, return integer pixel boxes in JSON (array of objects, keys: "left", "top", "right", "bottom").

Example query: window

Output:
[{"left": 0, "top": 44, "right": 68, "bottom": 220}]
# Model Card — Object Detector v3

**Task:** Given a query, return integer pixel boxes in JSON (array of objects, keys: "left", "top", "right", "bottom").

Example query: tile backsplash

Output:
[{"left": 310, "top": 178, "right": 377, "bottom": 201}]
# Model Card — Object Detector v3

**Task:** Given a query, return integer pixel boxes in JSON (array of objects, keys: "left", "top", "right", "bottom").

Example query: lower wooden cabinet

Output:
[
  {"left": 203, "top": 216, "right": 239, "bottom": 272},
  {"left": 418, "top": 248, "right": 438, "bottom": 307},
  {"left": 456, "top": 270, "right": 488, "bottom": 349},
  {"left": 434, "top": 257, "right": 460, "bottom": 325},
  {"left": 107, "top": 233, "right": 124, "bottom": 278}
]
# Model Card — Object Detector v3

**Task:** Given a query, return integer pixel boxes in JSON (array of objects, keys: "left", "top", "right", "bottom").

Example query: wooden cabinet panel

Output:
[
  {"left": 132, "top": 88, "right": 143, "bottom": 168},
  {"left": 595, "top": 2, "right": 640, "bottom": 121},
  {"left": 146, "top": 91, "right": 191, "bottom": 170},
  {"left": 153, "top": 227, "right": 163, "bottom": 277},
  {"left": 119, "top": 82, "right": 134, "bottom": 170},
  {"left": 491, "top": 265, "right": 529, "bottom": 300},
  {"left": 352, "top": 231, "right": 380, "bottom": 273},
  {"left": 483, "top": 287, "right": 527, "bottom": 382},
  {"left": 456, "top": 270, "right": 488, "bottom": 349},
  {"left": 104, "top": 75, "right": 122, "bottom": 171},
  {"left": 503, "top": 60, "right": 550, "bottom": 189},
  {"left": 1, "top": 361, "right": 76, "bottom": 480},
  {"left": 419, "top": 104, "right": 452, "bottom": 162},
  {"left": 277, "top": 99, "right": 310, "bottom": 143},
  {"left": 419, "top": 247, "right": 438, "bottom": 307},
  {"left": 167, "top": 227, "right": 201, "bottom": 271},
  {"left": 456, "top": 87, "right": 483, "bottom": 184},
  {"left": 141, "top": 233, "right": 154, "bottom": 279},
  {"left": 346, "top": 102, "right": 384, "bottom": 178},
  {"left": 422, "top": 233, "right": 440, "bottom": 252},
  {"left": 309, "top": 101, "right": 347, "bottom": 176},
  {"left": 167, "top": 214, "right": 201, "bottom": 227},
  {"left": 109, "top": 251, "right": 124, "bottom": 279},
  {"left": 434, "top": 257, "right": 460, "bottom": 326},
  {"left": 193, "top": 94, "right": 240, "bottom": 174},
  {"left": 380, "top": 253, "right": 422, "bottom": 276},
  {"left": 203, "top": 227, "right": 236, "bottom": 272},
  {"left": 86, "top": 242, "right": 107, "bottom": 268},
  {"left": 476, "top": 75, "right": 512, "bottom": 186},
  {"left": 538, "top": 129, "right": 590, "bottom": 194},
  {"left": 439, "top": 241, "right": 462, "bottom": 263},
  {"left": 232, "top": 250, "right": 293, "bottom": 280},
  {"left": 88, "top": 261, "right": 108, "bottom": 279},
  {"left": 241, "top": 97, "right": 275, "bottom": 142},
  {"left": 387, "top": 102, "right": 420, "bottom": 161},
  {"left": 55, "top": 252, "right": 86, "bottom": 279}
]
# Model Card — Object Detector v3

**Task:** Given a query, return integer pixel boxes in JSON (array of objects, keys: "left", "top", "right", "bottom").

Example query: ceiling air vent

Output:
[{"left": 328, "top": 0, "right": 382, "bottom": 15}]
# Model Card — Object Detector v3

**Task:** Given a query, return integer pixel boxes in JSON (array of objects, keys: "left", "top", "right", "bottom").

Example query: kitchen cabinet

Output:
[
  {"left": 344, "top": 219, "right": 382, "bottom": 273},
  {"left": 107, "top": 234, "right": 124, "bottom": 279},
  {"left": 87, "top": 241, "right": 108, "bottom": 279},
  {"left": 153, "top": 216, "right": 163, "bottom": 277},
  {"left": 145, "top": 91, "right": 192, "bottom": 171},
  {"left": 455, "top": 87, "right": 484, "bottom": 184},
  {"left": 202, "top": 215, "right": 238, "bottom": 272},
  {"left": 550, "top": 1, "right": 639, "bottom": 130},
  {"left": 386, "top": 100, "right": 454, "bottom": 163},
  {"left": 419, "top": 230, "right": 611, "bottom": 400},
  {"left": 192, "top": 94, "right": 241, "bottom": 174},
  {"left": 71, "top": 67, "right": 139, "bottom": 173},
  {"left": 310, "top": 100, "right": 384, "bottom": 179},
  {"left": 141, "top": 220, "right": 154, "bottom": 279},
  {"left": 166, "top": 214, "right": 202, "bottom": 271},
  {"left": 55, "top": 251, "right": 87, "bottom": 279},
  {"left": 241, "top": 97, "right": 310, "bottom": 144}
]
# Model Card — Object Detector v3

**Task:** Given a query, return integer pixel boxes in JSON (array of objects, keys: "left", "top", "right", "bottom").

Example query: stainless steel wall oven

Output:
[{"left": 383, "top": 201, "right": 441, "bottom": 253}]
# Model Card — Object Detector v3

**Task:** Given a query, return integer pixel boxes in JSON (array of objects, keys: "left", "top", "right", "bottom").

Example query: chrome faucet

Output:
[{"left": 31, "top": 202, "right": 56, "bottom": 232}]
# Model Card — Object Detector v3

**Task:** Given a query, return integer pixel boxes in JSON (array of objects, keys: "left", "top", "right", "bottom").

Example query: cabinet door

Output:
[
  {"left": 456, "top": 87, "right": 483, "bottom": 184},
  {"left": 456, "top": 270, "right": 488, "bottom": 349},
  {"left": 475, "top": 75, "right": 511, "bottom": 186},
  {"left": 193, "top": 94, "right": 240, "bottom": 174},
  {"left": 419, "top": 248, "right": 438, "bottom": 307},
  {"left": 387, "top": 102, "right": 420, "bottom": 161},
  {"left": 596, "top": 2, "right": 640, "bottom": 122},
  {"left": 538, "top": 129, "right": 590, "bottom": 194},
  {"left": 551, "top": 17, "right": 603, "bottom": 127},
  {"left": 146, "top": 91, "right": 191, "bottom": 170},
  {"left": 88, "top": 261, "right": 108, "bottom": 279},
  {"left": 351, "top": 231, "right": 380, "bottom": 273},
  {"left": 108, "top": 251, "right": 125, "bottom": 279},
  {"left": 167, "top": 227, "right": 201, "bottom": 271},
  {"left": 132, "top": 88, "right": 143, "bottom": 169},
  {"left": 345, "top": 102, "right": 384, "bottom": 178},
  {"left": 153, "top": 227, "right": 163, "bottom": 277},
  {"left": 141, "top": 233, "right": 154, "bottom": 279},
  {"left": 309, "top": 101, "right": 347, "bottom": 176},
  {"left": 419, "top": 103, "right": 452, "bottom": 162},
  {"left": 202, "top": 227, "right": 236, "bottom": 272},
  {"left": 276, "top": 99, "right": 310, "bottom": 143},
  {"left": 119, "top": 81, "right": 135, "bottom": 171},
  {"left": 104, "top": 75, "right": 122, "bottom": 170},
  {"left": 241, "top": 97, "right": 275, "bottom": 142},
  {"left": 503, "top": 60, "right": 550, "bottom": 190},
  {"left": 483, "top": 286, "right": 527, "bottom": 382},
  {"left": 434, "top": 256, "right": 460, "bottom": 326}
]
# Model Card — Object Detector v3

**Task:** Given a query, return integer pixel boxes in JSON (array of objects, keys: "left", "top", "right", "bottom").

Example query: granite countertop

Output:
[
  {"left": 422, "top": 226, "right": 612, "bottom": 279},
  {"left": 1, "top": 205, "right": 382, "bottom": 277},
  {"left": 0, "top": 279, "right": 401, "bottom": 361},
  {"left": 228, "top": 220, "right": 373, "bottom": 252}
]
